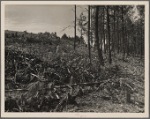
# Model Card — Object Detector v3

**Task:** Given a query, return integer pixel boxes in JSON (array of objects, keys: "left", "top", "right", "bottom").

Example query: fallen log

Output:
[
  {"left": 5, "top": 81, "right": 104, "bottom": 92},
  {"left": 5, "top": 89, "right": 28, "bottom": 92}
]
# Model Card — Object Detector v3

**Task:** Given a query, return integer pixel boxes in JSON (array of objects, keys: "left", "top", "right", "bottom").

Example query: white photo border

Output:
[{"left": 1, "top": 1, "right": 149, "bottom": 118}]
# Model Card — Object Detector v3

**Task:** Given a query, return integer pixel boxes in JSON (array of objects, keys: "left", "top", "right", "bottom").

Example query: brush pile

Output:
[{"left": 5, "top": 49, "right": 135, "bottom": 112}]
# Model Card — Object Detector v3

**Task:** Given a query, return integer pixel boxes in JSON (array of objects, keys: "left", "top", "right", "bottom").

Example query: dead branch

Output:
[
  {"left": 30, "top": 73, "right": 49, "bottom": 82},
  {"left": 5, "top": 81, "right": 105, "bottom": 92},
  {"left": 5, "top": 89, "right": 28, "bottom": 92}
]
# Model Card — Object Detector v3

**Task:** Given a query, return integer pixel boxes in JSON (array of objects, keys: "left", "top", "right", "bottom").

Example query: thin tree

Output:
[
  {"left": 99, "top": 7, "right": 103, "bottom": 50},
  {"left": 106, "top": 6, "right": 112, "bottom": 64},
  {"left": 74, "top": 5, "right": 76, "bottom": 50},
  {"left": 113, "top": 7, "right": 116, "bottom": 52},
  {"left": 102, "top": 7, "right": 106, "bottom": 53},
  {"left": 125, "top": 19, "right": 129, "bottom": 56},
  {"left": 95, "top": 6, "right": 104, "bottom": 66},
  {"left": 88, "top": 5, "right": 91, "bottom": 65},
  {"left": 121, "top": 6, "right": 125, "bottom": 59},
  {"left": 116, "top": 7, "right": 120, "bottom": 53},
  {"left": 140, "top": 21, "right": 143, "bottom": 59}
]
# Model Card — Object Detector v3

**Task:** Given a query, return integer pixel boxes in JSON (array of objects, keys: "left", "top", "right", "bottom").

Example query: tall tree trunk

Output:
[
  {"left": 131, "top": 24, "right": 134, "bottom": 56},
  {"left": 135, "top": 26, "right": 137, "bottom": 57},
  {"left": 88, "top": 5, "right": 91, "bottom": 65},
  {"left": 121, "top": 6, "right": 125, "bottom": 59},
  {"left": 102, "top": 7, "right": 106, "bottom": 53},
  {"left": 126, "top": 30, "right": 129, "bottom": 56},
  {"left": 125, "top": 20, "right": 129, "bottom": 56},
  {"left": 113, "top": 7, "right": 116, "bottom": 53},
  {"left": 134, "top": 36, "right": 136, "bottom": 57},
  {"left": 117, "top": 10, "right": 120, "bottom": 53},
  {"left": 106, "top": 6, "right": 112, "bottom": 64},
  {"left": 99, "top": 7, "right": 102, "bottom": 50},
  {"left": 74, "top": 5, "right": 76, "bottom": 50},
  {"left": 90, "top": 7, "right": 93, "bottom": 45},
  {"left": 95, "top": 6, "right": 104, "bottom": 66}
]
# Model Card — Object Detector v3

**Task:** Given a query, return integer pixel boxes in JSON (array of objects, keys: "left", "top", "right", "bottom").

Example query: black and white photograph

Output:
[{"left": 1, "top": 1, "right": 149, "bottom": 118}]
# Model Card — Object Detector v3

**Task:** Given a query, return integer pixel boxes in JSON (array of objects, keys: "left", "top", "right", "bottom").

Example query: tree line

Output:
[{"left": 74, "top": 5, "right": 144, "bottom": 66}]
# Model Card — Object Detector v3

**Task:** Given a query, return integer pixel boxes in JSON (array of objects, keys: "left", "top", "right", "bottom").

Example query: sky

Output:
[
  {"left": 5, "top": 5, "right": 141, "bottom": 37},
  {"left": 5, "top": 5, "right": 87, "bottom": 37}
]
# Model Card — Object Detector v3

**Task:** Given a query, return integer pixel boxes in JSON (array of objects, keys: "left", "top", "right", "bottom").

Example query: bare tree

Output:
[
  {"left": 74, "top": 5, "right": 77, "bottom": 50},
  {"left": 121, "top": 6, "right": 125, "bottom": 59},
  {"left": 116, "top": 7, "right": 120, "bottom": 53},
  {"left": 102, "top": 7, "right": 106, "bottom": 53},
  {"left": 95, "top": 6, "right": 104, "bottom": 66},
  {"left": 106, "top": 6, "right": 112, "bottom": 64},
  {"left": 88, "top": 5, "right": 91, "bottom": 65}
]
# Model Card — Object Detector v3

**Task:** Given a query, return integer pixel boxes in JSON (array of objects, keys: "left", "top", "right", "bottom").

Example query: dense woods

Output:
[
  {"left": 5, "top": 5, "right": 145, "bottom": 112},
  {"left": 86, "top": 6, "right": 144, "bottom": 64}
]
